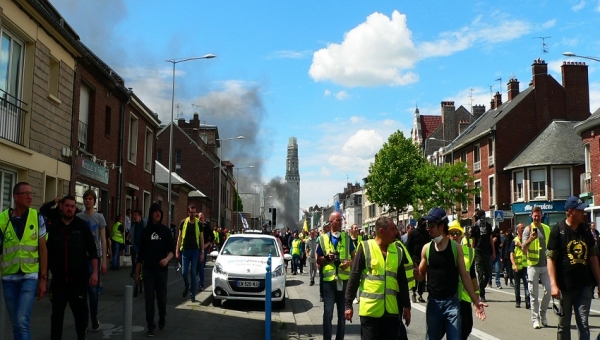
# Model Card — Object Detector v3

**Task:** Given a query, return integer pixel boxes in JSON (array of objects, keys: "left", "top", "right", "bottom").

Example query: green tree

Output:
[
  {"left": 413, "top": 162, "right": 480, "bottom": 217},
  {"left": 365, "top": 130, "right": 426, "bottom": 223},
  {"left": 233, "top": 189, "right": 244, "bottom": 212}
]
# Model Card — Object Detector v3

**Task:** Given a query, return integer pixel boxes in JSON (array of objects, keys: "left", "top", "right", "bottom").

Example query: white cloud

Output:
[
  {"left": 541, "top": 19, "right": 557, "bottom": 29},
  {"left": 591, "top": 82, "right": 600, "bottom": 113},
  {"left": 562, "top": 37, "right": 579, "bottom": 47},
  {"left": 572, "top": 0, "right": 586, "bottom": 11},
  {"left": 266, "top": 50, "right": 312, "bottom": 59},
  {"left": 336, "top": 91, "right": 350, "bottom": 100},
  {"left": 597, "top": 0, "right": 600, "bottom": 11},
  {"left": 324, "top": 90, "right": 332, "bottom": 97},
  {"left": 309, "top": 11, "right": 420, "bottom": 87}
]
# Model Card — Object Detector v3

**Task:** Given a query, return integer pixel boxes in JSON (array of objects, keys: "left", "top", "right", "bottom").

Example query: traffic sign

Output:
[
  {"left": 494, "top": 210, "right": 504, "bottom": 222},
  {"left": 503, "top": 211, "right": 514, "bottom": 219}
]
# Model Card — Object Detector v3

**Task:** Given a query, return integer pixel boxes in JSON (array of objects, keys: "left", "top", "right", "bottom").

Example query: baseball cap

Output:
[
  {"left": 565, "top": 196, "right": 588, "bottom": 210},
  {"left": 423, "top": 207, "right": 448, "bottom": 223}
]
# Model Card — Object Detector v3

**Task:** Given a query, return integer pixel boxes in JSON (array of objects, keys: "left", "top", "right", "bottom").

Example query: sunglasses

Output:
[
  {"left": 552, "top": 298, "right": 563, "bottom": 317},
  {"left": 449, "top": 231, "right": 462, "bottom": 236},
  {"left": 426, "top": 221, "right": 439, "bottom": 229}
]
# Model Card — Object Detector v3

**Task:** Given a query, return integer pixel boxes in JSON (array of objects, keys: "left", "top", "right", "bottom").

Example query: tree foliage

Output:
[
  {"left": 365, "top": 131, "right": 426, "bottom": 220},
  {"left": 233, "top": 189, "right": 244, "bottom": 212}
]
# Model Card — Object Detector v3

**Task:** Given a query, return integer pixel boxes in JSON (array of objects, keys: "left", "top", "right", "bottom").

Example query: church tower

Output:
[{"left": 285, "top": 137, "right": 300, "bottom": 222}]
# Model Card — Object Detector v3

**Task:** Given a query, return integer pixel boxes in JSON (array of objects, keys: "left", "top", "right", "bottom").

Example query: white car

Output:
[{"left": 210, "top": 233, "right": 292, "bottom": 309}]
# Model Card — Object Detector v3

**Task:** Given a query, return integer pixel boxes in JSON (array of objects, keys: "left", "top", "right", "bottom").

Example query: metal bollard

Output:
[
  {"left": 265, "top": 254, "right": 272, "bottom": 340},
  {"left": 123, "top": 285, "right": 133, "bottom": 340}
]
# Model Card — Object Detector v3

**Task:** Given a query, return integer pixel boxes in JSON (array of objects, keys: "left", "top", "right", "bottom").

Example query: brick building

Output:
[
  {"left": 0, "top": 0, "right": 82, "bottom": 209},
  {"left": 574, "top": 107, "right": 600, "bottom": 223},
  {"left": 437, "top": 59, "right": 591, "bottom": 229}
]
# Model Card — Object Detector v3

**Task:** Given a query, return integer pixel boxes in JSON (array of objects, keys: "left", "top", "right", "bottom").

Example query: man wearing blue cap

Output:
[
  {"left": 547, "top": 196, "right": 600, "bottom": 340},
  {"left": 419, "top": 207, "right": 486, "bottom": 340}
]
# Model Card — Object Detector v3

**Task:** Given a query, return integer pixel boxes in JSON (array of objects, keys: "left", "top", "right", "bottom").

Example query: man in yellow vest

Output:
[
  {"left": 317, "top": 211, "right": 355, "bottom": 340},
  {"left": 110, "top": 214, "right": 124, "bottom": 270},
  {"left": 510, "top": 222, "right": 530, "bottom": 309},
  {"left": 344, "top": 216, "right": 412, "bottom": 340},
  {"left": 291, "top": 230, "right": 302, "bottom": 275},
  {"left": 447, "top": 219, "right": 479, "bottom": 340},
  {"left": 0, "top": 182, "right": 48, "bottom": 339},
  {"left": 521, "top": 205, "right": 551, "bottom": 329},
  {"left": 176, "top": 205, "right": 204, "bottom": 302}
]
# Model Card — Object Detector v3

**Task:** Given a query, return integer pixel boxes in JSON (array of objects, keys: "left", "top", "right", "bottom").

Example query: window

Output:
[
  {"left": 78, "top": 84, "right": 91, "bottom": 149},
  {"left": 175, "top": 150, "right": 181, "bottom": 175},
  {"left": 488, "top": 176, "right": 495, "bottom": 207},
  {"left": 473, "top": 144, "right": 481, "bottom": 172},
  {"left": 552, "top": 167, "right": 571, "bottom": 199},
  {"left": 0, "top": 169, "right": 16, "bottom": 211},
  {"left": 474, "top": 180, "right": 481, "bottom": 209},
  {"left": 513, "top": 171, "right": 524, "bottom": 201},
  {"left": 529, "top": 168, "right": 546, "bottom": 199},
  {"left": 48, "top": 57, "right": 60, "bottom": 99},
  {"left": 488, "top": 137, "right": 494, "bottom": 167},
  {"left": 461, "top": 150, "right": 467, "bottom": 163},
  {"left": 0, "top": 30, "right": 24, "bottom": 103},
  {"left": 369, "top": 204, "right": 376, "bottom": 218},
  {"left": 144, "top": 128, "right": 153, "bottom": 172},
  {"left": 105, "top": 106, "right": 111, "bottom": 136},
  {"left": 128, "top": 114, "right": 138, "bottom": 163},
  {"left": 157, "top": 149, "right": 162, "bottom": 163}
]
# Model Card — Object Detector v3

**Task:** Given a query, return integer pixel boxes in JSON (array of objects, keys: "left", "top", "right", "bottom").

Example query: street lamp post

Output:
[
  {"left": 563, "top": 52, "right": 600, "bottom": 63},
  {"left": 234, "top": 165, "right": 254, "bottom": 231},
  {"left": 217, "top": 136, "right": 245, "bottom": 230},
  {"left": 166, "top": 54, "right": 215, "bottom": 227}
]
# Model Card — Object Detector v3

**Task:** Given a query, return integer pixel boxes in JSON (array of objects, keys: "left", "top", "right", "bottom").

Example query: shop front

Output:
[
  {"left": 512, "top": 200, "right": 567, "bottom": 227},
  {"left": 75, "top": 156, "right": 110, "bottom": 216}
]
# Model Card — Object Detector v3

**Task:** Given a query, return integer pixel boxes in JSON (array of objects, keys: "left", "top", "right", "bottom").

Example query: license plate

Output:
[{"left": 237, "top": 280, "right": 260, "bottom": 287}]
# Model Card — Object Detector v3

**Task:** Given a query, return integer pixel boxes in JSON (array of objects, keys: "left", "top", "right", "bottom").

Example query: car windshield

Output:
[{"left": 221, "top": 237, "right": 280, "bottom": 257}]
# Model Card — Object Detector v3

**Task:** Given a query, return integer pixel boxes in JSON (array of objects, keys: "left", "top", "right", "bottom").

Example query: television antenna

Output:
[{"left": 532, "top": 36, "right": 551, "bottom": 54}]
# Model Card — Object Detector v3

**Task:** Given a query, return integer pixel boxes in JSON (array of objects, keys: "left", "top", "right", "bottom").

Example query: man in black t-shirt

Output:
[
  {"left": 547, "top": 196, "right": 600, "bottom": 340},
  {"left": 406, "top": 217, "right": 430, "bottom": 303},
  {"left": 469, "top": 210, "right": 495, "bottom": 302}
]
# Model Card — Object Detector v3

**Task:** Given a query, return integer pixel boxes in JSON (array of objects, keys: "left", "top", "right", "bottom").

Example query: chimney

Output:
[
  {"left": 494, "top": 92, "right": 502, "bottom": 109},
  {"left": 441, "top": 101, "right": 456, "bottom": 141},
  {"left": 532, "top": 58, "right": 548, "bottom": 88},
  {"left": 458, "top": 120, "right": 470, "bottom": 134},
  {"left": 192, "top": 113, "right": 200, "bottom": 128},
  {"left": 472, "top": 104, "right": 485, "bottom": 119},
  {"left": 490, "top": 98, "right": 495, "bottom": 110},
  {"left": 177, "top": 117, "right": 186, "bottom": 127},
  {"left": 561, "top": 61, "right": 590, "bottom": 120},
  {"left": 507, "top": 77, "right": 520, "bottom": 101},
  {"left": 532, "top": 58, "right": 551, "bottom": 126}
]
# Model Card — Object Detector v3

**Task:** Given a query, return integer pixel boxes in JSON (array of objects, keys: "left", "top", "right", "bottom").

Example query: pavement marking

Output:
[
  {"left": 411, "top": 303, "right": 501, "bottom": 340},
  {"left": 487, "top": 287, "right": 600, "bottom": 315}
]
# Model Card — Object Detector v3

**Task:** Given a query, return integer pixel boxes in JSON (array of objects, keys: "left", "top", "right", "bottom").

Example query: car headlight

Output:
[
  {"left": 272, "top": 264, "right": 284, "bottom": 278},
  {"left": 214, "top": 263, "right": 227, "bottom": 275}
]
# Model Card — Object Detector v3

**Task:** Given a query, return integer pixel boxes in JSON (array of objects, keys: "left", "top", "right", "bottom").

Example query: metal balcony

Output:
[
  {"left": 474, "top": 161, "right": 481, "bottom": 172},
  {"left": 0, "top": 90, "right": 26, "bottom": 145}
]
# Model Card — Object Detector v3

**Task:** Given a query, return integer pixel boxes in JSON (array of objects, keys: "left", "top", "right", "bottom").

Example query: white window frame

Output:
[
  {"left": 78, "top": 84, "right": 91, "bottom": 150},
  {"left": 513, "top": 170, "right": 524, "bottom": 202},
  {"left": 488, "top": 175, "right": 495, "bottom": 208},
  {"left": 0, "top": 168, "right": 17, "bottom": 211},
  {"left": 0, "top": 28, "right": 25, "bottom": 103},
  {"left": 144, "top": 127, "right": 153, "bottom": 173},
  {"left": 128, "top": 113, "right": 139, "bottom": 164},
  {"left": 474, "top": 180, "right": 482, "bottom": 210},
  {"left": 488, "top": 137, "right": 494, "bottom": 167},
  {"left": 551, "top": 166, "right": 572, "bottom": 200},
  {"left": 528, "top": 167, "right": 547, "bottom": 200},
  {"left": 473, "top": 144, "right": 481, "bottom": 172}
]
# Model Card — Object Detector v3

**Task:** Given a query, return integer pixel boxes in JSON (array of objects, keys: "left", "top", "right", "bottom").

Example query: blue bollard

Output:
[{"left": 265, "top": 254, "right": 272, "bottom": 340}]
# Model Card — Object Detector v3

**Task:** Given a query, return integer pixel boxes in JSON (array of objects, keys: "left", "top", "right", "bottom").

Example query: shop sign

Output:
[
  {"left": 76, "top": 156, "right": 109, "bottom": 184},
  {"left": 512, "top": 200, "right": 566, "bottom": 214}
]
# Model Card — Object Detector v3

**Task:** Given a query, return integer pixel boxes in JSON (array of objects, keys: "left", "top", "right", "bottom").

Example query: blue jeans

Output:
[
  {"left": 492, "top": 256, "right": 501, "bottom": 286},
  {"left": 426, "top": 295, "right": 461, "bottom": 340},
  {"left": 292, "top": 254, "right": 301, "bottom": 274},
  {"left": 322, "top": 280, "right": 347, "bottom": 340},
  {"left": 2, "top": 278, "right": 38, "bottom": 340},
  {"left": 558, "top": 286, "right": 593, "bottom": 340},
  {"left": 197, "top": 248, "right": 208, "bottom": 287},
  {"left": 111, "top": 241, "right": 123, "bottom": 268},
  {"left": 84, "top": 260, "right": 101, "bottom": 326},
  {"left": 181, "top": 248, "right": 199, "bottom": 298}
]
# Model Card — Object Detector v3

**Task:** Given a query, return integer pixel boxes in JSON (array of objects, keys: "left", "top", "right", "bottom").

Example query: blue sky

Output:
[{"left": 51, "top": 0, "right": 600, "bottom": 220}]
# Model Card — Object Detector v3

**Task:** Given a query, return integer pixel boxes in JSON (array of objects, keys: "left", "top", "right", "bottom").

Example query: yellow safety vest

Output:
[
  {"left": 512, "top": 236, "right": 527, "bottom": 269},
  {"left": 359, "top": 239, "right": 401, "bottom": 317},
  {"left": 111, "top": 222, "right": 124, "bottom": 244},
  {"left": 213, "top": 230, "right": 220, "bottom": 243},
  {"left": 180, "top": 218, "right": 200, "bottom": 251},
  {"left": 526, "top": 223, "right": 551, "bottom": 266},
  {"left": 458, "top": 244, "right": 474, "bottom": 303},
  {"left": 322, "top": 232, "right": 351, "bottom": 281},
  {"left": 292, "top": 238, "right": 301, "bottom": 255},
  {"left": 0, "top": 208, "right": 40, "bottom": 275},
  {"left": 395, "top": 240, "right": 415, "bottom": 290}
]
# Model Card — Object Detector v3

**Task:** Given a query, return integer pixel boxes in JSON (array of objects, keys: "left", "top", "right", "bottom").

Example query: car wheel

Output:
[
  {"left": 212, "top": 296, "right": 222, "bottom": 307},
  {"left": 274, "top": 295, "right": 286, "bottom": 309}
]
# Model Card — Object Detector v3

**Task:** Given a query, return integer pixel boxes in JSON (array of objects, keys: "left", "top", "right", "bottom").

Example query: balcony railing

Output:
[
  {"left": 488, "top": 156, "right": 494, "bottom": 167},
  {"left": 474, "top": 161, "right": 481, "bottom": 172},
  {"left": 581, "top": 172, "right": 592, "bottom": 195},
  {"left": 513, "top": 189, "right": 524, "bottom": 202},
  {"left": 78, "top": 120, "right": 88, "bottom": 149},
  {"left": 0, "top": 90, "right": 26, "bottom": 145}
]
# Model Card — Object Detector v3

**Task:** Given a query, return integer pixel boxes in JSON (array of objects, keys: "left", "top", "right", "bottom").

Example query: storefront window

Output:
[
  {"left": 1, "top": 169, "right": 16, "bottom": 211},
  {"left": 547, "top": 212, "right": 566, "bottom": 227}
]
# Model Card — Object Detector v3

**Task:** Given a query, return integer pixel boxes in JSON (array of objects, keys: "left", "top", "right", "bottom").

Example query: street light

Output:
[
  {"left": 429, "top": 137, "right": 454, "bottom": 164},
  {"left": 562, "top": 52, "right": 600, "bottom": 63},
  {"left": 217, "top": 136, "right": 245, "bottom": 230},
  {"left": 235, "top": 165, "right": 255, "bottom": 231},
  {"left": 166, "top": 54, "right": 216, "bottom": 227}
]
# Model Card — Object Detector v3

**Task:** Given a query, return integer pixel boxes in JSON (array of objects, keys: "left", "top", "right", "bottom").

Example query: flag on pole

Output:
[
  {"left": 303, "top": 218, "right": 309, "bottom": 233},
  {"left": 239, "top": 212, "right": 249, "bottom": 230}
]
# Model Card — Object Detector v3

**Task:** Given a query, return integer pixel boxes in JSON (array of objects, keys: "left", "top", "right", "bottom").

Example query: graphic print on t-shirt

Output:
[
  {"left": 151, "top": 232, "right": 161, "bottom": 240},
  {"left": 566, "top": 239, "right": 588, "bottom": 265}
]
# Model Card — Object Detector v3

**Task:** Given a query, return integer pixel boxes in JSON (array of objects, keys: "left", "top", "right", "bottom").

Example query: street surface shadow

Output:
[
  {"left": 222, "top": 299, "right": 286, "bottom": 312},
  {"left": 286, "top": 279, "right": 303, "bottom": 287}
]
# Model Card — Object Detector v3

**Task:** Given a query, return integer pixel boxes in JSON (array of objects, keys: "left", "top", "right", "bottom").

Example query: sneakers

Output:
[
  {"left": 417, "top": 296, "right": 426, "bottom": 303},
  {"left": 515, "top": 302, "right": 520, "bottom": 308},
  {"left": 146, "top": 329, "right": 155, "bottom": 337},
  {"left": 411, "top": 293, "right": 417, "bottom": 303},
  {"left": 496, "top": 285, "right": 502, "bottom": 289},
  {"left": 159, "top": 318, "right": 165, "bottom": 330},
  {"left": 533, "top": 320, "right": 541, "bottom": 329},
  {"left": 526, "top": 303, "right": 531, "bottom": 310},
  {"left": 541, "top": 315, "right": 548, "bottom": 327},
  {"left": 182, "top": 287, "right": 189, "bottom": 298},
  {"left": 353, "top": 298, "right": 359, "bottom": 304},
  {"left": 309, "top": 280, "right": 315, "bottom": 286},
  {"left": 92, "top": 319, "right": 100, "bottom": 331}
]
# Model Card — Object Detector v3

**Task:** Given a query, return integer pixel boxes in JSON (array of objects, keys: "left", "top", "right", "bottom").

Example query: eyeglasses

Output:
[
  {"left": 426, "top": 221, "right": 439, "bottom": 229},
  {"left": 16, "top": 192, "right": 34, "bottom": 196},
  {"left": 449, "top": 231, "right": 462, "bottom": 237}
]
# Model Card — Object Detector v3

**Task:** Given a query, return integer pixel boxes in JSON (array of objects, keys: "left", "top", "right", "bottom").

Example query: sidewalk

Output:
[{"left": 0, "top": 260, "right": 294, "bottom": 340}]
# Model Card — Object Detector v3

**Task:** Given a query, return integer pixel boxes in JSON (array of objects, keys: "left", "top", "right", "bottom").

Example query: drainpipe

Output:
[{"left": 117, "top": 88, "right": 133, "bottom": 217}]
